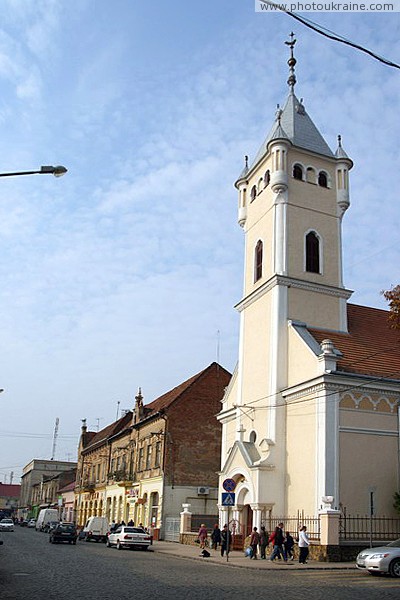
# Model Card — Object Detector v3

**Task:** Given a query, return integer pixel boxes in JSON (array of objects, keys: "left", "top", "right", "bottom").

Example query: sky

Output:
[{"left": 0, "top": 1, "right": 399, "bottom": 482}]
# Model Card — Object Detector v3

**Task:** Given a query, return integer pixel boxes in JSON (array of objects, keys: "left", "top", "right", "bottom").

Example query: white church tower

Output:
[{"left": 218, "top": 35, "right": 354, "bottom": 534}]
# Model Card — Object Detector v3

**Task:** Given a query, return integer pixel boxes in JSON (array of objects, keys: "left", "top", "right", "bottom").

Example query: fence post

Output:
[
  {"left": 180, "top": 503, "right": 192, "bottom": 540},
  {"left": 319, "top": 504, "right": 340, "bottom": 561}
]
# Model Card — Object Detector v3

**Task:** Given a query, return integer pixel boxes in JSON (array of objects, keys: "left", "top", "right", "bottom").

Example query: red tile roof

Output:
[
  {"left": 81, "top": 362, "right": 231, "bottom": 450},
  {"left": 0, "top": 484, "right": 20, "bottom": 498},
  {"left": 146, "top": 362, "right": 228, "bottom": 413},
  {"left": 82, "top": 411, "right": 132, "bottom": 453},
  {"left": 58, "top": 481, "right": 75, "bottom": 493},
  {"left": 309, "top": 303, "right": 400, "bottom": 379}
]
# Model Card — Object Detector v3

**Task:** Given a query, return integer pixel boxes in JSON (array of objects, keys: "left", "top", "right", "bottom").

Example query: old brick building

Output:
[{"left": 75, "top": 362, "right": 231, "bottom": 538}]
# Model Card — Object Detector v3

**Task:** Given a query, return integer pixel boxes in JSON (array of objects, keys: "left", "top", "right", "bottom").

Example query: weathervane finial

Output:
[{"left": 285, "top": 32, "right": 297, "bottom": 93}]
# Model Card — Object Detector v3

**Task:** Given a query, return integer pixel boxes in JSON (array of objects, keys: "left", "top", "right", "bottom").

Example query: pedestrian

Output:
[
  {"left": 298, "top": 525, "right": 310, "bottom": 564},
  {"left": 270, "top": 522, "right": 286, "bottom": 561},
  {"left": 110, "top": 520, "right": 116, "bottom": 532},
  {"left": 198, "top": 523, "right": 208, "bottom": 550},
  {"left": 259, "top": 526, "right": 268, "bottom": 559},
  {"left": 121, "top": 520, "right": 126, "bottom": 526},
  {"left": 284, "top": 531, "right": 295, "bottom": 560},
  {"left": 127, "top": 519, "right": 134, "bottom": 526},
  {"left": 249, "top": 526, "right": 260, "bottom": 559},
  {"left": 211, "top": 524, "right": 221, "bottom": 550},
  {"left": 220, "top": 524, "right": 232, "bottom": 557}
]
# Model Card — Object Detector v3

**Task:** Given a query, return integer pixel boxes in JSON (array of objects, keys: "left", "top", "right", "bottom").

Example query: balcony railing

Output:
[
  {"left": 81, "top": 480, "right": 96, "bottom": 491},
  {"left": 108, "top": 470, "right": 134, "bottom": 483}
]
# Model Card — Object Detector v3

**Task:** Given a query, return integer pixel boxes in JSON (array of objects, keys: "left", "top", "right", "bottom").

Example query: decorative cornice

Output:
[
  {"left": 235, "top": 274, "right": 353, "bottom": 312},
  {"left": 339, "top": 426, "right": 398, "bottom": 437}
]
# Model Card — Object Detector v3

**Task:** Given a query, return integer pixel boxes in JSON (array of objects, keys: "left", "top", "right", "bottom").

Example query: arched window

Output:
[
  {"left": 318, "top": 171, "right": 328, "bottom": 188},
  {"left": 264, "top": 170, "right": 270, "bottom": 187},
  {"left": 258, "top": 178, "right": 263, "bottom": 193},
  {"left": 293, "top": 164, "right": 303, "bottom": 180},
  {"left": 254, "top": 240, "right": 263, "bottom": 282},
  {"left": 250, "top": 185, "right": 257, "bottom": 202},
  {"left": 249, "top": 431, "right": 257, "bottom": 444},
  {"left": 305, "top": 231, "right": 320, "bottom": 273}
]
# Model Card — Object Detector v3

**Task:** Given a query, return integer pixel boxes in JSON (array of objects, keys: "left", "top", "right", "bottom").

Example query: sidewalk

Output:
[{"left": 152, "top": 541, "right": 356, "bottom": 570}]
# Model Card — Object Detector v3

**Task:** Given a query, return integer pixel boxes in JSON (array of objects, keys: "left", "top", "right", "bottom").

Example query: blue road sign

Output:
[
  {"left": 222, "top": 478, "right": 236, "bottom": 492},
  {"left": 221, "top": 492, "right": 235, "bottom": 506}
]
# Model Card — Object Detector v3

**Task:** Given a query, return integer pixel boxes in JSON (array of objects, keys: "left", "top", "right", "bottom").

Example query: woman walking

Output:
[{"left": 298, "top": 525, "right": 310, "bottom": 564}]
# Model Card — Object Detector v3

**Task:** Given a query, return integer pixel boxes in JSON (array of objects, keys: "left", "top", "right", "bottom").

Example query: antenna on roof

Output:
[
  {"left": 51, "top": 417, "right": 59, "bottom": 461},
  {"left": 216, "top": 330, "right": 221, "bottom": 365},
  {"left": 115, "top": 401, "right": 120, "bottom": 421}
]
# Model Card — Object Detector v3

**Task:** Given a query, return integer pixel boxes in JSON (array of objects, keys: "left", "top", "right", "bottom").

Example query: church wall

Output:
[
  {"left": 240, "top": 295, "right": 273, "bottom": 407},
  {"left": 243, "top": 203, "right": 275, "bottom": 293},
  {"left": 286, "top": 397, "right": 317, "bottom": 515},
  {"left": 287, "top": 325, "right": 318, "bottom": 387},
  {"left": 338, "top": 400, "right": 399, "bottom": 516},
  {"left": 288, "top": 286, "right": 343, "bottom": 330},
  {"left": 287, "top": 203, "right": 340, "bottom": 284},
  {"left": 339, "top": 428, "right": 398, "bottom": 516}
]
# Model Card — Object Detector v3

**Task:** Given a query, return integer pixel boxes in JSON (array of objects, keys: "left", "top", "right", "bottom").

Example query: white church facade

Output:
[{"left": 217, "top": 37, "right": 400, "bottom": 540}]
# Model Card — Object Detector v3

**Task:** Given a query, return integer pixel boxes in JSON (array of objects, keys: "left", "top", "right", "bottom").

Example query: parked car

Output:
[
  {"left": 27, "top": 519, "right": 36, "bottom": 528},
  {"left": 19, "top": 520, "right": 28, "bottom": 527},
  {"left": 49, "top": 523, "right": 78, "bottom": 544},
  {"left": 106, "top": 526, "right": 151, "bottom": 550},
  {"left": 43, "top": 520, "right": 60, "bottom": 533},
  {"left": 0, "top": 518, "right": 14, "bottom": 532},
  {"left": 356, "top": 538, "right": 400, "bottom": 577}
]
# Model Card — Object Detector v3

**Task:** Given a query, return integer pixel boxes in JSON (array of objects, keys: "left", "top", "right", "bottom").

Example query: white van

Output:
[
  {"left": 81, "top": 516, "right": 109, "bottom": 542},
  {"left": 36, "top": 509, "right": 59, "bottom": 532}
]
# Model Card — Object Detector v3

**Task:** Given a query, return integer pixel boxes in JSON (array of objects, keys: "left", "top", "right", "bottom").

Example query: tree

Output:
[{"left": 382, "top": 285, "right": 400, "bottom": 329}]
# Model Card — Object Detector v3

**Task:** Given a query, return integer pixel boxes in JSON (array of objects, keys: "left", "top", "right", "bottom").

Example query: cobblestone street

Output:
[{"left": 0, "top": 528, "right": 399, "bottom": 599}]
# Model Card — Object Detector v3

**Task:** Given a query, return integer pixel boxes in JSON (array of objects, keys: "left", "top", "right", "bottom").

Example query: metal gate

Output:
[{"left": 164, "top": 517, "right": 180, "bottom": 542}]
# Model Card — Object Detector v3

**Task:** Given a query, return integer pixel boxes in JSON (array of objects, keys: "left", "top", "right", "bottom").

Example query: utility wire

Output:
[
  {"left": 231, "top": 340, "right": 400, "bottom": 411},
  {"left": 261, "top": 2, "right": 400, "bottom": 70}
]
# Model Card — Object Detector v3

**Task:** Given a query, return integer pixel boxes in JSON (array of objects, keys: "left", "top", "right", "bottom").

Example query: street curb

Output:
[{"left": 153, "top": 546, "right": 357, "bottom": 571}]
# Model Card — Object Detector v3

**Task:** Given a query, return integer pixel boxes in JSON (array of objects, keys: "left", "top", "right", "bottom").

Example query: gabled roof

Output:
[
  {"left": 82, "top": 411, "right": 132, "bottom": 454},
  {"left": 81, "top": 363, "right": 231, "bottom": 448},
  {"left": 58, "top": 481, "right": 75, "bottom": 493},
  {"left": 309, "top": 303, "right": 400, "bottom": 379},
  {"left": 248, "top": 92, "right": 334, "bottom": 174},
  {"left": 145, "top": 362, "right": 230, "bottom": 414}
]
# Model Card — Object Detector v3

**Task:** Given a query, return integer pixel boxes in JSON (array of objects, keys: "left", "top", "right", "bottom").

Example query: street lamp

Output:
[{"left": 0, "top": 165, "right": 67, "bottom": 178}]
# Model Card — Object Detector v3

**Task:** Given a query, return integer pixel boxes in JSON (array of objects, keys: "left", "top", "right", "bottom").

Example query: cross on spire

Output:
[{"left": 285, "top": 32, "right": 297, "bottom": 93}]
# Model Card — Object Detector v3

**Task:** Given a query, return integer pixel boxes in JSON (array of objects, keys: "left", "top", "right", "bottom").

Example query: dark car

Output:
[
  {"left": 49, "top": 523, "right": 78, "bottom": 544},
  {"left": 43, "top": 520, "right": 60, "bottom": 533}
]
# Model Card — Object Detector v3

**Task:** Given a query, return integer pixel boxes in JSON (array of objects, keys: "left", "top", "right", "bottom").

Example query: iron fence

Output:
[
  {"left": 339, "top": 514, "right": 400, "bottom": 542},
  {"left": 263, "top": 511, "right": 321, "bottom": 541}
]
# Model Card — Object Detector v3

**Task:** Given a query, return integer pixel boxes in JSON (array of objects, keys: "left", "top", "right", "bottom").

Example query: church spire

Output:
[{"left": 285, "top": 32, "right": 297, "bottom": 93}]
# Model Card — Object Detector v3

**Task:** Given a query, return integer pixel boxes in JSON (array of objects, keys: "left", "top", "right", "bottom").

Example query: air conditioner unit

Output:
[{"left": 197, "top": 486, "right": 210, "bottom": 495}]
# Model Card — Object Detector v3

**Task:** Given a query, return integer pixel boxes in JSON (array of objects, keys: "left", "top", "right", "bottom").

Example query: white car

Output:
[
  {"left": 356, "top": 538, "right": 400, "bottom": 577},
  {"left": 106, "top": 526, "right": 151, "bottom": 550},
  {"left": 0, "top": 518, "right": 14, "bottom": 532},
  {"left": 27, "top": 519, "right": 36, "bottom": 528}
]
